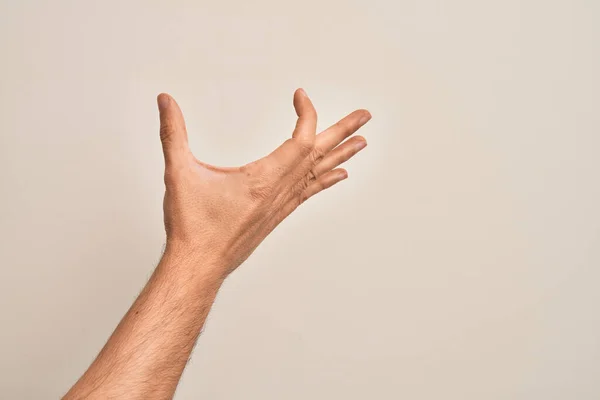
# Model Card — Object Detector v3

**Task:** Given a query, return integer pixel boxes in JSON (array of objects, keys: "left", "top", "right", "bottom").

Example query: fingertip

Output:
[
  {"left": 296, "top": 88, "right": 307, "bottom": 98},
  {"left": 293, "top": 88, "right": 316, "bottom": 120},
  {"left": 157, "top": 93, "right": 171, "bottom": 111},
  {"left": 358, "top": 110, "right": 372, "bottom": 126},
  {"left": 354, "top": 136, "right": 368, "bottom": 151},
  {"left": 293, "top": 88, "right": 307, "bottom": 116}
]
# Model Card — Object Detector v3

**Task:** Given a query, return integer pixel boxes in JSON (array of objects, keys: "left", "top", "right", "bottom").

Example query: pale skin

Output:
[{"left": 63, "top": 89, "right": 371, "bottom": 399}]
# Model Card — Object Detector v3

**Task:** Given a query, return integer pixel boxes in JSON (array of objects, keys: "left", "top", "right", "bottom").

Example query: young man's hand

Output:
[{"left": 159, "top": 88, "right": 371, "bottom": 277}]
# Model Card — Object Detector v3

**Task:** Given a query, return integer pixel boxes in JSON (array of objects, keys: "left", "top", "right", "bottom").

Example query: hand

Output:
[{"left": 158, "top": 89, "right": 371, "bottom": 277}]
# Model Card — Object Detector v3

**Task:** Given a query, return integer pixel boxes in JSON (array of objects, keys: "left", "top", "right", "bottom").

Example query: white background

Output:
[{"left": 1, "top": 0, "right": 599, "bottom": 398}]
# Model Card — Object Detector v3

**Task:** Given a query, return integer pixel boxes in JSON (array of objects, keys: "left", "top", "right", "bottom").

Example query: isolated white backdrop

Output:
[{"left": 1, "top": 0, "right": 599, "bottom": 398}]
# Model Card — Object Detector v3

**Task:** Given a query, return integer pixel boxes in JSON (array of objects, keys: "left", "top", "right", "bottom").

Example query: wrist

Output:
[{"left": 161, "top": 240, "right": 229, "bottom": 284}]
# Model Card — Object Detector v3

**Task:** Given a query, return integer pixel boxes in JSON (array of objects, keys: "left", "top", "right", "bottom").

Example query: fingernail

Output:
[
  {"left": 359, "top": 112, "right": 371, "bottom": 126},
  {"left": 340, "top": 170, "right": 348, "bottom": 179},
  {"left": 355, "top": 140, "right": 367, "bottom": 151},
  {"left": 299, "top": 88, "right": 308, "bottom": 97}
]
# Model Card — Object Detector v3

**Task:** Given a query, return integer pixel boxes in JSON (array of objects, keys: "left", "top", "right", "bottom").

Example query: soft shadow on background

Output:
[{"left": 1, "top": 1, "right": 599, "bottom": 399}]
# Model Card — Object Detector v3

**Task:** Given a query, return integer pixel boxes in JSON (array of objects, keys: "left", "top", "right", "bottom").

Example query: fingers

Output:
[
  {"left": 316, "top": 109, "right": 371, "bottom": 153},
  {"left": 271, "top": 168, "right": 348, "bottom": 229},
  {"left": 266, "top": 88, "right": 317, "bottom": 175},
  {"left": 301, "top": 168, "right": 348, "bottom": 203},
  {"left": 157, "top": 93, "right": 189, "bottom": 168},
  {"left": 311, "top": 136, "right": 367, "bottom": 178}
]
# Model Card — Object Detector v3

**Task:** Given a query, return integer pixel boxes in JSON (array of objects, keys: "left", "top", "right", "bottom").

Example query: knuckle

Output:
[
  {"left": 291, "top": 176, "right": 310, "bottom": 197},
  {"left": 298, "top": 191, "right": 309, "bottom": 205},
  {"left": 301, "top": 174, "right": 313, "bottom": 190},
  {"left": 309, "top": 147, "right": 324, "bottom": 165},
  {"left": 297, "top": 183, "right": 313, "bottom": 205},
  {"left": 296, "top": 137, "right": 315, "bottom": 156},
  {"left": 159, "top": 124, "right": 174, "bottom": 142}
]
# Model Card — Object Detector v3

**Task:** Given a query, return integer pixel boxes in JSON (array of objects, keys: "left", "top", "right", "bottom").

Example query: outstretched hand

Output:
[
  {"left": 63, "top": 89, "right": 371, "bottom": 400},
  {"left": 158, "top": 89, "right": 371, "bottom": 277}
]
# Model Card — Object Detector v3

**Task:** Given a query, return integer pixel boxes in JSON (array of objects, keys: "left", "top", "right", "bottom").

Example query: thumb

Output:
[{"left": 157, "top": 93, "right": 189, "bottom": 167}]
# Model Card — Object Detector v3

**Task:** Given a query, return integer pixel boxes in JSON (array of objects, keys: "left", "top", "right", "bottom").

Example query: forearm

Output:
[{"left": 64, "top": 245, "right": 224, "bottom": 400}]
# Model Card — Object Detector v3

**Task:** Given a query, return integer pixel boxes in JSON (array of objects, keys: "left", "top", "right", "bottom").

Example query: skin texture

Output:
[{"left": 63, "top": 89, "right": 371, "bottom": 399}]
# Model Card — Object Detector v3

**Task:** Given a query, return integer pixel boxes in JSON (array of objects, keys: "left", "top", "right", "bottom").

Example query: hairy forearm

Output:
[{"left": 63, "top": 245, "right": 224, "bottom": 400}]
